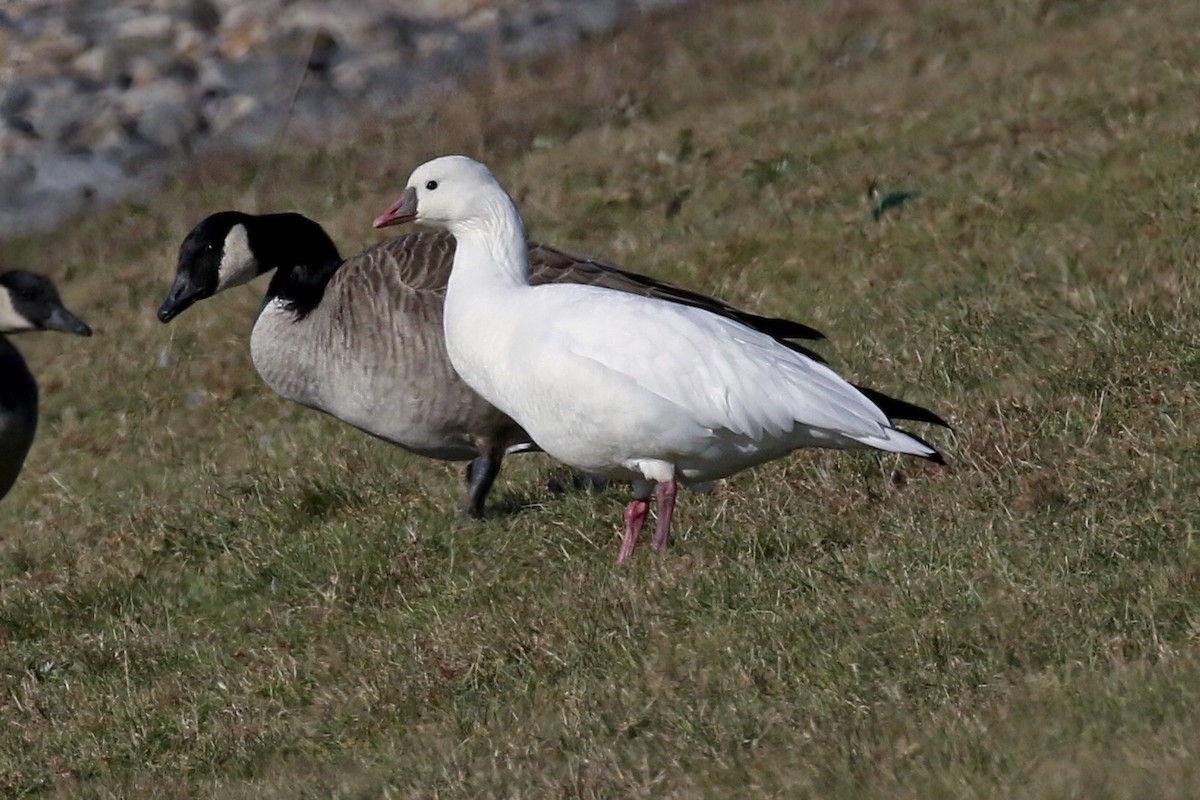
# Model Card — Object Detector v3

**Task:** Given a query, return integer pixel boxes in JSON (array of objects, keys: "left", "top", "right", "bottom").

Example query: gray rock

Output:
[
  {"left": 0, "top": 158, "right": 36, "bottom": 192},
  {"left": 25, "top": 78, "right": 108, "bottom": 145},
  {"left": 120, "top": 79, "right": 198, "bottom": 151},
  {"left": 331, "top": 51, "right": 407, "bottom": 97},
  {"left": 568, "top": 0, "right": 630, "bottom": 36},
  {"left": 0, "top": 10, "right": 27, "bottom": 34},
  {"left": 58, "top": 106, "right": 124, "bottom": 156},
  {"left": 0, "top": 82, "right": 35, "bottom": 117},
  {"left": 183, "top": 0, "right": 221, "bottom": 34}
]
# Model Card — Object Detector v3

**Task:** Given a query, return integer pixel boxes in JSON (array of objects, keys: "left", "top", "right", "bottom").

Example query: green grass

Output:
[{"left": 3, "top": 0, "right": 1200, "bottom": 795}]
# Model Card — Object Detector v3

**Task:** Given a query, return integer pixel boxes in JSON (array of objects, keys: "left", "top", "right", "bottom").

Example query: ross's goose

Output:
[
  {"left": 158, "top": 212, "right": 833, "bottom": 517},
  {"left": 374, "top": 156, "right": 946, "bottom": 561},
  {"left": 0, "top": 271, "right": 93, "bottom": 502}
]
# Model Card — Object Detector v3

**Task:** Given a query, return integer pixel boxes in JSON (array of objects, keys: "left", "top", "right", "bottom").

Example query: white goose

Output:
[{"left": 374, "top": 156, "right": 946, "bottom": 562}]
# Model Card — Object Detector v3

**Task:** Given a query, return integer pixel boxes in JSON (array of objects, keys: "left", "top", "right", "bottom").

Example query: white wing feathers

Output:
[{"left": 537, "top": 287, "right": 897, "bottom": 444}]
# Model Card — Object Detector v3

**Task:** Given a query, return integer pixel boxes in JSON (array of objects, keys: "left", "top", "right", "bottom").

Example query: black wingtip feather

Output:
[
  {"left": 736, "top": 312, "right": 826, "bottom": 342},
  {"left": 854, "top": 385, "right": 951, "bottom": 429},
  {"left": 894, "top": 426, "right": 948, "bottom": 466}
]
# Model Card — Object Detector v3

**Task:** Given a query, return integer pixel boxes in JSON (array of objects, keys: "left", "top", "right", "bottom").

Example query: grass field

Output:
[{"left": 3, "top": 0, "right": 1200, "bottom": 796}]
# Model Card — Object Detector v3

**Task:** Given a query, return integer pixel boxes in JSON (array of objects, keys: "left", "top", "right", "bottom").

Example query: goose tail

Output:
[{"left": 858, "top": 425, "right": 946, "bottom": 465}]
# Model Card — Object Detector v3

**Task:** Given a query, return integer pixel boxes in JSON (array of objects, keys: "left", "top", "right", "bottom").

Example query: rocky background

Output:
[{"left": 0, "top": 0, "right": 686, "bottom": 238}]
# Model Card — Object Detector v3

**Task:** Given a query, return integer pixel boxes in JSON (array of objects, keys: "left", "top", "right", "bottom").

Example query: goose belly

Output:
[
  {"left": 250, "top": 302, "right": 522, "bottom": 461},
  {"left": 444, "top": 321, "right": 709, "bottom": 480},
  {"left": 505, "top": 380, "right": 846, "bottom": 484}
]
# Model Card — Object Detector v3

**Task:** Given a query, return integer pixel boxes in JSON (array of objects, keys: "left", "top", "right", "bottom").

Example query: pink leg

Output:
[
  {"left": 618, "top": 498, "right": 650, "bottom": 564},
  {"left": 652, "top": 480, "right": 678, "bottom": 553}
]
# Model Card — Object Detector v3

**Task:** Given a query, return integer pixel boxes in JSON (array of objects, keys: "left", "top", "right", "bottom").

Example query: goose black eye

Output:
[{"left": 425, "top": 180, "right": 438, "bottom": 191}]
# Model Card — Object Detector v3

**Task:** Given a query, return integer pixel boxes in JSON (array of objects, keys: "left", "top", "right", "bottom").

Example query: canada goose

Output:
[
  {"left": 373, "top": 156, "right": 945, "bottom": 560},
  {"left": 0, "top": 270, "right": 93, "bottom": 502},
  {"left": 158, "top": 211, "right": 839, "bottom": 517}
]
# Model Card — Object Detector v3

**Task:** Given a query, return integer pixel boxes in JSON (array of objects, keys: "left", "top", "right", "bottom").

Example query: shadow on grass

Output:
[
  {"left": 482, "top": 469, "right": 617, "bottom": 519},
  {"left": 153, "top": 477, "right": 370, "bottom": 563}
]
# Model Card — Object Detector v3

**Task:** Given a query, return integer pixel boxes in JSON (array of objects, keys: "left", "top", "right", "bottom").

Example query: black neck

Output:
[{"left": 252, "top": 213, "right": 344, "bottom": 320}]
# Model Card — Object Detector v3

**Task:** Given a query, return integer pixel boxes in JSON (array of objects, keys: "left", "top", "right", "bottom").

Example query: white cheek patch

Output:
[
  {"left": 0, "top": 290, "right": 34, "bottom": 333},
  {"left": 215, "top": 223, "right": 258, "bottom": 292}
]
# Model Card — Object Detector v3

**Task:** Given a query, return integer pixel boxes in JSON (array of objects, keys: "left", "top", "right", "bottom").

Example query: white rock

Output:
[
  {"left": 219, "top": 3, "right": 282, "bottom": 60},
  {"left": 331, "top": 51, "right": 404, "bottom": 95},
  {"left": 280, "top": 3, "right": 385, "bottom": 38},
  {"left": 114, "top": 14, "right": 175, "bottom": 45},
  {"left": 202, "top": 92, "right": 259, "bottom": 135},
  {"left": 461, "top": 9, "right": 500, "bottom": 36},
  {"left": 119, "top": 79, "right": 189, "bottom": 117},
  {"left": 404, "top": 0, "right": 489, "bottom": 20},
  {"left": 174, "top": 25, "right": 209, "bottom": 60},
  {"left": 72, "top": 45, "right": 116, "bottom": 83}
]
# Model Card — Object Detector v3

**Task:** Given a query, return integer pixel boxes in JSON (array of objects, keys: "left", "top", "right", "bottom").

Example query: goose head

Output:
[
  {"left": 159, "top": 211, "right": 261, "bottom": 322},
  {"left": 373, "top": 156, "right": 516, "bottom": 237},
  {"left": 0, "top": 270, "right": 92, "bottom": 336},
  {"left": 159, "top": 211, "right": 341, "bottom": 323}
]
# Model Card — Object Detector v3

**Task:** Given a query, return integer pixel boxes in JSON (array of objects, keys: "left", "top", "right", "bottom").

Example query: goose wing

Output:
[
  {"left": 534, "top": 286, "right": 890, "bottom": 444},
  {"left": 363, "top": 233, "right": 826, "bottom": 352},
  {"left": 527, "top": 242, "right": 827, "bottom": 360},
  {"left": 362, "top": 232, "right": 457, "bottom": 294}
]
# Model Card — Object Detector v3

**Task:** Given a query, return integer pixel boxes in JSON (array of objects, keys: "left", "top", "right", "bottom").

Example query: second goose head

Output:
[
  {"left": 158, "top": 212, "right": 342, "bottom": 323},
  {"left": 0, "top": 270, "right": 93, "bottom": 336}
]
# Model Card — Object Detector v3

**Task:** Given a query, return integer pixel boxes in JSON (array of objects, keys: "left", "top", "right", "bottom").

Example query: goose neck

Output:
[
  {"left": 264, "top": 253, "right": 343, "bottom": 320},
  {"left": 256, "top": 216, "right": 344, "bottom": 319},
  {"left": 450, "top": 199, "right": 530, "bottom": 287}
]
